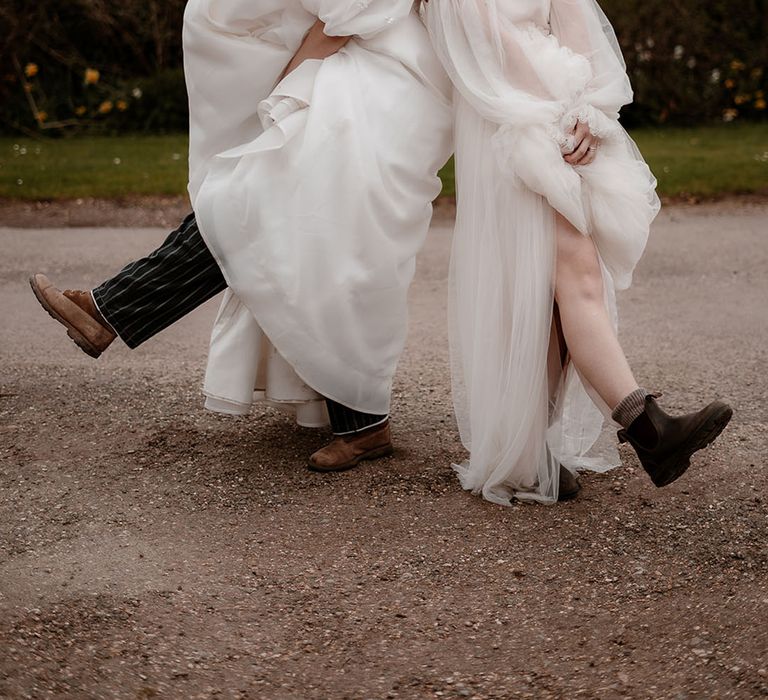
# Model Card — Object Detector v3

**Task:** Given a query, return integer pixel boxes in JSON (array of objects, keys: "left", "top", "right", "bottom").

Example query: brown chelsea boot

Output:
[
  {"left": 618, "top": 394, "right": 732, "bottom": 487},
  {"left": 308, "top": 420, "right": 394, "bottom": 472},
  {"left": 29, "top": 274, "right": 116, "bottom": 358}
]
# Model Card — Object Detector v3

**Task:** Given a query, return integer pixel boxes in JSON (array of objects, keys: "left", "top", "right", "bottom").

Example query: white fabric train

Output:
[
  {"left": 425, "top": 0, "right": 661, "bottom": 504},
  {"left": 182, "top": 0, "right": 453, "bottom": 423}
]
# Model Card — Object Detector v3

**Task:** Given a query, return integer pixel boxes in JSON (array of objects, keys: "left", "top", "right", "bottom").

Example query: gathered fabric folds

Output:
[
  {"left": 182, "top": 0, "right": 453, "bottom": 419},
  {"left": 425, "top": 0, "right": 660, "bottom": 504}
]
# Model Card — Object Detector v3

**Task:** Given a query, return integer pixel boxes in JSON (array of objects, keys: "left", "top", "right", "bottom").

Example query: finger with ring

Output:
[{"left": 565, "top": 138, "right": 592, "bottom": 164}]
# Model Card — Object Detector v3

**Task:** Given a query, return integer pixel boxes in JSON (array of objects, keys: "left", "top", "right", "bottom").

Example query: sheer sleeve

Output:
[
  {"left": 425, "top": 0, "right": 572, "bottom": 129},
  {"left": 549, "top": 0, "right": 633, "bottom": 139},
  {"left": 300, "top": 0, "right": 414, "bottom": 39},
  {"left": 425, "top": 0, "right": 659, "bottom": 281},
  {"left": 426, "top": 0, "right": 632, "bottom": 138},
  {"left": 425, "top": 0, "right": 597, "bottom": 231}
]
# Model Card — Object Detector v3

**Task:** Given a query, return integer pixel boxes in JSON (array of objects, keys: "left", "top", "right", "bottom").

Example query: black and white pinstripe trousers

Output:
[{"left": 92, "top": 212, "right": 387, "bottom": 434}]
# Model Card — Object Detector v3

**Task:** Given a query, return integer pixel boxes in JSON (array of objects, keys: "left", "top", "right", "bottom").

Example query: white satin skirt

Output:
[{"left": 182, "top": 4, "right": 453, "bottom": 419}]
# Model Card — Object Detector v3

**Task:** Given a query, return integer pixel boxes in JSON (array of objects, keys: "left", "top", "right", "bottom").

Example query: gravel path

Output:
[{"left": 0, "top": 202, "right": 766, "bottom": 699}]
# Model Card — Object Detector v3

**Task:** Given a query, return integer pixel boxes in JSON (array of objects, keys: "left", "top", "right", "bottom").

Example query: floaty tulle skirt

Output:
[{"left": 449, "top": 96, "right": 659, "bottom": 505}]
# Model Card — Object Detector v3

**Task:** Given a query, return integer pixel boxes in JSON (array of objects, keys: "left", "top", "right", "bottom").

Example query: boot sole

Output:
[
  {"left": 29, "top": 276, "right": 102, "bottom": 359},
  {"left": 308, "top": 444, "right": 395, "bottom": 473},
  {"left": 651, "top": 402, "right": 733, "bottom": 487}
]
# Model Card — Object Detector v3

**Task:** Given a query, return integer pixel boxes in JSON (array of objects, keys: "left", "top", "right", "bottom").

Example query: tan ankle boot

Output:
[
  {"left": 29, "top": 274, "right": 116, "bottom": 358},
  {"left": 308, "top": 420, "right": 394, "bottom": 472}
]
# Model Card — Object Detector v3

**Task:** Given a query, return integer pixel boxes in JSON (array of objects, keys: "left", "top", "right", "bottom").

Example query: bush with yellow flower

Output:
[
  {"left": 7, "top": 57, "right": 141, "bottom": 133},
  {"left": 1, "top": 0, "right": 188, "bottom": 134},
  {"left": 1, "top": 0, "right": 765, "bottom": 134},
  {"left": 599, "top": 0, "right": 767, "bottom": 126}
]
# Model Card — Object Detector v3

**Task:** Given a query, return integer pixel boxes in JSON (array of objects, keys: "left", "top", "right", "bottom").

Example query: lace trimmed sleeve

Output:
[{"left": 549, "top": 0, "right": 633, "bottom": 140}]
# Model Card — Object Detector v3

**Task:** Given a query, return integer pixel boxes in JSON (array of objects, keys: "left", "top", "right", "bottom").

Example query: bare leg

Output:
[
  {"left": 553, "top": 213, "right": 638, "bottom": 410},
  {"left": 552, "top": 213, "right": 733, "bottom": 489}
]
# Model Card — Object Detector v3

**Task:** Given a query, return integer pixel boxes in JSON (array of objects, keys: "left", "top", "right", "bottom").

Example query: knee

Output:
[{"left": 555, "top": 238, "right": 604, "bottom": 306}]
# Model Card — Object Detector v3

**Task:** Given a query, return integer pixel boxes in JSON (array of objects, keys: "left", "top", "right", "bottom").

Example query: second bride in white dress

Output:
[{"left": 424, "top": 0, "right": 732, "bottom": 504}]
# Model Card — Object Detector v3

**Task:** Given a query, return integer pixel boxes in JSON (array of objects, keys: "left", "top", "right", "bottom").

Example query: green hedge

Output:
[
  {"left": 0, "top": 0, "right": 188, "bottom": 134},
  {"left": 1, "top": 0, "right": 765, "bottom": 134},
  {"left": 601, "top": 0, "right": 767, "bottom": 125}
]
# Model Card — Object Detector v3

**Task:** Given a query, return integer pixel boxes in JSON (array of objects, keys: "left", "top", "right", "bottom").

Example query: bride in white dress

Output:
[
  {"left": 183, "top": 0, "right": 452, "bottom": 423},
  {"left": 424, "top": 0, "right": 732, "bottom": 504}
]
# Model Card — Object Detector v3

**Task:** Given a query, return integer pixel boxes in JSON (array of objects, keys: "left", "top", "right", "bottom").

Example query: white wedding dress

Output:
[
  {"left": 425, "top": 0, "right": 660, "bottom": 504},
  {"left": 182, "top": 0, "right": 453, "bottom": 423}
]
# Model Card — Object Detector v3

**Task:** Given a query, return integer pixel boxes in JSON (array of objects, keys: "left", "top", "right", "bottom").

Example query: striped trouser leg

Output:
[
  {"left": 93, "top": 212, "right": 387, "bottom": 427},
  {"left": 325, "top": 399, "right": 388, "bottom": 436},
  {"left": 91, "top": 212, "right": 226, "bottom": 348}
]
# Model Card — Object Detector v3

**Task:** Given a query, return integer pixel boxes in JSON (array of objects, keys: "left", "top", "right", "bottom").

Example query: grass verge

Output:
[{"left": 1, "top": 124, "right": 766, "bottom": 201}]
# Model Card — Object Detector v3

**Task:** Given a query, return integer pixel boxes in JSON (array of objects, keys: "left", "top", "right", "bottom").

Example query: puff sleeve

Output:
[
  {"left": 549, "top": 0, "right": 633, "bottom": 140},
  {"left": 300, "top": 0, "right": 414, "bottom": 39}
]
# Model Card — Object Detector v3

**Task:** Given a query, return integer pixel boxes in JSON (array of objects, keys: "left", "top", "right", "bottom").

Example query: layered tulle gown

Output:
[
  {"left": 182, "top": 0, "right": 452, "bottom": 423},
  {"left": 425, "top": 0, "right": 660, "bottom": 504}
]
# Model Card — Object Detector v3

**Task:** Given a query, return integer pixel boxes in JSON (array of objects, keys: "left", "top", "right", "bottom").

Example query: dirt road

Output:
[{"left": 1, "top": 202, "right": 766, "bottom": 699}]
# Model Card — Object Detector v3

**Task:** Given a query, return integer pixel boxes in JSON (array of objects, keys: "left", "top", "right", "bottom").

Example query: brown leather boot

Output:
[
  {"left": 558, "top": 465, "right": 580, "bottom": 501},
  {"left": 308, "top": 420, "right": 394, "bottom": 472},
  {"left": 29, "top": 274, "right": 116, "bottom": 358},
  {"left": 618, "top": 394, "right": 733, "bottom": 487}
]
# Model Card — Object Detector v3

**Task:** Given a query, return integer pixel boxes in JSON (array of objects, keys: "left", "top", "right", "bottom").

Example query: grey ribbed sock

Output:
[{"left": 612, "top": 388, "right": 648, "bottom": 428}]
